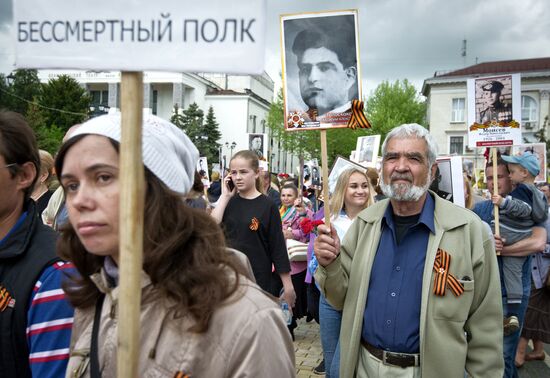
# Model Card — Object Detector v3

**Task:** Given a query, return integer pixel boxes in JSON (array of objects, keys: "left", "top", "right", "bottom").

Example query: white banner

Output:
[{"left": 14, "top": 0, "right": 266, "bottom": 74}]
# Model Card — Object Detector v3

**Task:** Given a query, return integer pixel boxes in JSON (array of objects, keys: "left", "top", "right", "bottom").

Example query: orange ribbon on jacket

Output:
[
  {"left": 432, "top": 249, "right": 464, "bottom": 297},
  {"left": 347, "top": 100, "right": 372, "bottom": 130},
  {"left": 0, "top": 286, "right": 13, "bottom": 312}
]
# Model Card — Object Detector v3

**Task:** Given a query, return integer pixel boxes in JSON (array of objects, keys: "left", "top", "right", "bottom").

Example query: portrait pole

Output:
[
  {"left": 320, "top": 130, "right": 331, "bottom": 228},
  {"left": 118, "top": 71, "right": 145, "bottom": 378},
  {"left": 492, "top": 147, "right": 500, "bottom": 238}
]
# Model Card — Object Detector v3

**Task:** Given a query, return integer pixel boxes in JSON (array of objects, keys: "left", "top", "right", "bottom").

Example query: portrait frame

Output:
[
  {"left": 280, "top": 9, "right": 362, "bottom": 131},
  {"left": 353, "top": 135, "right": 381, "bottom": 167},
  {"left": 196, "top": 156, "right": 210, "bottom": 187},
  {"left": 328, "top": 155, "right": 367, "bottom": 194},
  {"left": 247, "top": 133, "right": 267, "bottom": 161},
  {"left": 467, "top": 74, "right": 521, "bottom": 148},
  {"left": 432, "top": 156, "right": 465, "bottom": 207}
]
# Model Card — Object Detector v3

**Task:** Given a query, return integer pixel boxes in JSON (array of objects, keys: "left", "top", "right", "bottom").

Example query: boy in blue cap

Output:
[{"left": 492, "top": 151, "right": 548, "bottom": 335}]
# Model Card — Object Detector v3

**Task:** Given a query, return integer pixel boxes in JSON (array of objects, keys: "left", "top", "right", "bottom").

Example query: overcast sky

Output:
[{"left": 1, "top": 0, "right": 550, "bottom": 96}]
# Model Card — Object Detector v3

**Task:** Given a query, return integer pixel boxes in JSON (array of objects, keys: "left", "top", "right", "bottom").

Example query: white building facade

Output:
[
  {"left": 37, "top": 70, "right": 299, "bottom": 174},
  {"left": 422, "top": 58, "right": 550, "bottom": 167}
]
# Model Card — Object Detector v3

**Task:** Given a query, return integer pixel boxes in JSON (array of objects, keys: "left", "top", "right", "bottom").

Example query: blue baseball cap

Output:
[{"left": 501, "top": 151, "right": 540, "bottom": 177}]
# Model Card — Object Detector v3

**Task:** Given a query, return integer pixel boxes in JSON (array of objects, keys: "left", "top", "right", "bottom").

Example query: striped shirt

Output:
[{"left": 27, "top": 261, "right": 75, "bottom": 378}]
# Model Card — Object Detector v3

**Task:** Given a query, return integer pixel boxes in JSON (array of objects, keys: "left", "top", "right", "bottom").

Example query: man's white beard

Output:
[{"left": 380, "top": 170, "right": 432, "bottom": 202}]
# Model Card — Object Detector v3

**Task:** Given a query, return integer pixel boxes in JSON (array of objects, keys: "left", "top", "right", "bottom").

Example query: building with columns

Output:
[
  {"left": 37, "top": 70, "right": 299, "bottom": 174},
  {"left": 422, "top": 57, "right": 550, "bottom": 167}
]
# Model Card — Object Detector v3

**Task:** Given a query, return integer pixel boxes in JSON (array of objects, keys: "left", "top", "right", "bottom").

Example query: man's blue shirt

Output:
[{"left": 362, "top": 194, "right": 435, "bottom": 353}]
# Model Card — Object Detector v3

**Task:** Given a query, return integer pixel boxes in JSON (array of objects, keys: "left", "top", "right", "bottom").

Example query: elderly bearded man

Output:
[{"left": 314, "top": 124, "right": 503, "bottom": 378}]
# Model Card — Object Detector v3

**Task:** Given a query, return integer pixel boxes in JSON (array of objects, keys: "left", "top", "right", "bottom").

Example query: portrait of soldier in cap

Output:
[
  {"left": 478, "top": 79, "right": 512, "bottom": 124},
  {"left": 282, "top": 12, "right": 360, "bottom": 128}
]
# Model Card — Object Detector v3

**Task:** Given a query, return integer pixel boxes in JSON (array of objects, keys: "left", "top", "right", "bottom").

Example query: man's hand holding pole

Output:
[{"left": 314, "top": 225, "right": 341, "bottom": 266}]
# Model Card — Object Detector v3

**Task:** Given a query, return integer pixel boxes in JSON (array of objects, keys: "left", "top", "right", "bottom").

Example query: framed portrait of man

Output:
[
  {"left": 328, "top": 156, "right": 366, "bottom": 194},
  {"left": 353, "top": 135, "right": 381, "bottom": 167},
  {"left": 467, "top": 74, "right": 521, "bottom": 148},
  {"left": 281, "top": 10, "right": 361, "bottom": 131},
  {"left": 196, "top": 157, "right": 210, "bottom": 187},
  {"left": 248, "top": 133, "right": 267, "bottom": 161},
  {"left": 310, "top": 159, "right": 321, "bottom": 189},
  {"left": 431, "top": 156, "right": 465, "bottom": 207}
]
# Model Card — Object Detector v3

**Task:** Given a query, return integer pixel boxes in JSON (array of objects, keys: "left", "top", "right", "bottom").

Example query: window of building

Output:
[
  {"left": 521, "top": 95, "right": 537, "bottom": 122},
  {"left": 90, "top": 90, "right": 108, "bottom": 106},
  {"left": 451, "top": 98, "right": 465, "bottom": 122},
  {"left": 449, "top": 136, "right": 464, "bottom": 155},
  {"left": 152, "top": 90, "right": 158, "bottom": 115}
]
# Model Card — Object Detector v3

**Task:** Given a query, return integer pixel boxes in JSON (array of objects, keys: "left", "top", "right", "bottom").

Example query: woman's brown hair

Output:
[{"left": 55, "top": 135, "right": 249, "bottom": 333}]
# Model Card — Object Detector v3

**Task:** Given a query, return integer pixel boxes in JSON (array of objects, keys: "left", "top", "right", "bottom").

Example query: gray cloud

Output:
[
  {"left": 266, "top": 0, "right": 550, "bottom": 94},
  {"left": 0, "top": 0, "right": 12, "bottom": 31},
  {"left": 1, "top": 0, "right": 549, "bottom": 95}
]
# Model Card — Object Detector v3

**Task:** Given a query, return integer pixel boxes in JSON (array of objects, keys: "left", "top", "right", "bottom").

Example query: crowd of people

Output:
[{"left": 1, "top": 109, "right": 550, "bottom": 378}]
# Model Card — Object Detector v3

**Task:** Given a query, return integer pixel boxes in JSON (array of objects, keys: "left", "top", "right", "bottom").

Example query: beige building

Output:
[{"left": 422, "top": 57, "right": 550, "bottom": 167}]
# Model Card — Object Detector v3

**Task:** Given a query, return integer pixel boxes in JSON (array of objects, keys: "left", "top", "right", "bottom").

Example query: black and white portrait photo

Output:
[
  {"left": 248, "top": 133, "right": 267, "bottom": 160},
  {"left": 475, "top": 76, "right": 512, "bottom": 124},
  {"left": 467, "top": 74, "right": 521, "bottom": 148},
  {"left": 311, "top": 161, "right": 321, "bottom": 188},
  {"left": 196, "top": 157, "right": 210, "bottom": 184},
  {"left": 281, "top": 10, "right": 361, "bottom": 130},
  {"left": 431, "top": 157, "right": 465, "bottom": 207},
  {"left": 355, "top": 135, "right": 380, "bottom": 167}
]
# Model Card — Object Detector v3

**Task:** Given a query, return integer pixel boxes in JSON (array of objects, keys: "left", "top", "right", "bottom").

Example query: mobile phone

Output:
[{"left": 227, "top": 177, "right": 235, "bottom": 191}]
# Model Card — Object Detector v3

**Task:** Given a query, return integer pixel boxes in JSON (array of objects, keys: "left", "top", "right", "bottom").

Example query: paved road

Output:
[
  {"left": 518, "top": 342, "right": 550, "bottom": 377},
  {"left": 294, "top": 318, "right": 550, "bottom": 377}
]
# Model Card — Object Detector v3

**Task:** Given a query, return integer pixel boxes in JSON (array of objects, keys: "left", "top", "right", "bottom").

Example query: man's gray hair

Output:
[{"left": 381, "top": 123, "right": 438, "bottom": 166}]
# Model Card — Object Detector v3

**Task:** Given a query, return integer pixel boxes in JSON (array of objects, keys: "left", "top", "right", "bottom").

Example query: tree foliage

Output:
[
  {"left": 266, "top": 89, "right": 320, "bottom": 160},
  {"left": 39, "top": 75, "right": 91, "bottom": 133},
  {"left": 203, "top": 106, "right": 222, "bottom": 162},
  {"left": 366, "top": 79, "right": 427, "bottom": 144},
  {"left": 171, "top": 103, "right": 222, "bottom": 164},
  {"left": 0, "top": 71, "right": 96, "bottom": 153},
  {"left": 0, "top": 70, "right": 42, "bottom": 115},
  {"left": 26, "top": 100, "right": 64, "bottom": 154}
]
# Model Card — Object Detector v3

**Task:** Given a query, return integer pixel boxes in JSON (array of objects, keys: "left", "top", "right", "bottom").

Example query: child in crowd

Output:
[
  {"left": 211, "top": 150, "right": 296, "bottom": 309},
  {"left": 491, "top": 151, "right": 548, "bottom": 335}
]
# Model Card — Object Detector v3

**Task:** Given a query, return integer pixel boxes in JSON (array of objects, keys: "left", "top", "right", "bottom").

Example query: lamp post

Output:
[
  {"left": 225, "top": 141, "right": 237, "bottom": 159},
  {"left": 5, "top": 73, "right": 15, "bottom": 86}
]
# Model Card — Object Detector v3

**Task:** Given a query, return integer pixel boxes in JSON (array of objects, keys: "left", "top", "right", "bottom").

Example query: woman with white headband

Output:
[{"left": 55, "top": 114, "right": 295, "bottom": 377}]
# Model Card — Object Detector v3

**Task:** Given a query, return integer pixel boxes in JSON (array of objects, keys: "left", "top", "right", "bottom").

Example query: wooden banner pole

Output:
[
  {"left": 492, "top": 147, "right": 500, "bottom": 238},
  {"left": 118, "top": 71, "right": 145, "bottom": 378},
  {"left": 320, "top": 130, "right": 331, "bottom": 228}
]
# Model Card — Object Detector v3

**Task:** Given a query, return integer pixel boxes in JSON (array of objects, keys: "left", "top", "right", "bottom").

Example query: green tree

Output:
[
  {"left": 366, "top": 79, "right": 427, "bottom": 144},
  {"left": 170, "top": 104, "right": 185, "bottom": 128},
  {"left": 172, "top": 102, "right": 215, "bottom": 161},
  {"left": 39, "top": 75, "right": 91, "bottom": 133},
  {"left": 0, "top": 73, "right": 10, "bottom": 109},
  {"left": 266, "top": 90, "right": 321, "bottom": 169},
  {"left": 0, "top": 70, "right": 42, "bottom": 115},
  {"left": 25, "top": 100, "right": 64, "bottom": 154},
  {"left": 203, "top": 106, "right": 222, "bottom": 163}
]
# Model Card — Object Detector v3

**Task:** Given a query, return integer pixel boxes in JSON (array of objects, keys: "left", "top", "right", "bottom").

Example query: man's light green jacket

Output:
[{"left": 315, "top": 193, "right": 504, "bottom": 378}]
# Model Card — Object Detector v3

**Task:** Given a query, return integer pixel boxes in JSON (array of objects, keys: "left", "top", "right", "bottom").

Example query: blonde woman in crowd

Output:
[
  {"left": 32, "top": 149, "right": 55, "bottom": 216},
  {"left": 308, "top": 168, "right": 374, "bottom": 376}
]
